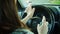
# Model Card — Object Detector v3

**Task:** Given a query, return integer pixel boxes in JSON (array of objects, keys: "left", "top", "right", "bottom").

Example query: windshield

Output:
[
  {"left": 31, "top": 0, "right": 60, "bottom": 5},
  {"left": 18, "top": 0, "right": 60, "bottom": 8}
]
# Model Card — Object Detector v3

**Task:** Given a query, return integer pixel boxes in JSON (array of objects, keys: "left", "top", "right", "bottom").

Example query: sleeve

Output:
[{"left": 11, "top": 28, "right": 34, "bottom": 34}]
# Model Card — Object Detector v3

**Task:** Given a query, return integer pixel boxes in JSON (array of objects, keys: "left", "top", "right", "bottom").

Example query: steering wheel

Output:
[{"left": 26, "top": 5, "right": 55, "bottom": 34}]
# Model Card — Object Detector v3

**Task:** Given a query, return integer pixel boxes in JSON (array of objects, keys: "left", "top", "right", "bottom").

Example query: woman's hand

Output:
[
  {"left": 24, "top": 3, "right": 35, "bottom": 18},
  {"left": 21, "top": 3, "right": 35, "bottom": 24},
  {"left": 37, "top": 16, "right": 48, "bottom": 34}
]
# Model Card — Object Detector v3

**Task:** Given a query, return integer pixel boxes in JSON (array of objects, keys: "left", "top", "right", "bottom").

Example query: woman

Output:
[
  {"left": 0, "top": 0, "right": 27, "bottom": 34},
  {"left": 0, "top": 0, "right": 48, "bottom": 34}
]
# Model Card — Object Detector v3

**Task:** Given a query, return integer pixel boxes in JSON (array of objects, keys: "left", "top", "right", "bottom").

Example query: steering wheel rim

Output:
[{"left": 26, "top": 5, "right": 55, "bottom": 34}]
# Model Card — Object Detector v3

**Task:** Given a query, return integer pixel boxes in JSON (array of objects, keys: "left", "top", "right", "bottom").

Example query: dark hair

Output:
[{"left": 0, "top": 0, "right": 26, "bottom": 34}]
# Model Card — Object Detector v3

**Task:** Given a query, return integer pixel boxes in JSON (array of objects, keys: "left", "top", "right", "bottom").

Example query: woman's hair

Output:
[{"left": 0, "top": 0, "right": 26, "bottom": 34}]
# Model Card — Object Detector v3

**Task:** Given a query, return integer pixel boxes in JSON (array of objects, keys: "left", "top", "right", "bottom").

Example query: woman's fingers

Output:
[
  {"left": 37, "top": 24, "right": 40, "bottom": 30},
  {"left": 24, "top": 5, "right": 29, "bottom": 13},
  {"left": 42, "top": 16, "right": 46, "bottom": 23},
  {"left": 31, "top": 8, "right": 35, "bottom": 16},
  {"left": 32, "top": 8, "right": 35, "bottom": 12},
  {"left": 37, "top": 24, "right": 41, "bottom": 34},
  {"left": 24, "top": 3, "right": 32, "bottom": 13},
  {"left": 42, "top": 16, "right": 48, "bottom": 26}
]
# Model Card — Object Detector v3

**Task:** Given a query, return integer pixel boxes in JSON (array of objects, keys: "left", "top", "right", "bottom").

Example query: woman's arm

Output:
[
  {"left": 21, "top": 3, "right": 35, "bottom": 24},
  {"left": 11, "top": 28, "right": 34, "bottom": 34}
]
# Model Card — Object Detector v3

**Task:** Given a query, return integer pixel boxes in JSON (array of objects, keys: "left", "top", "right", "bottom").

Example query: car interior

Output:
[{"left": 17, "top": 0, "right": 60, "bottom": 34}]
